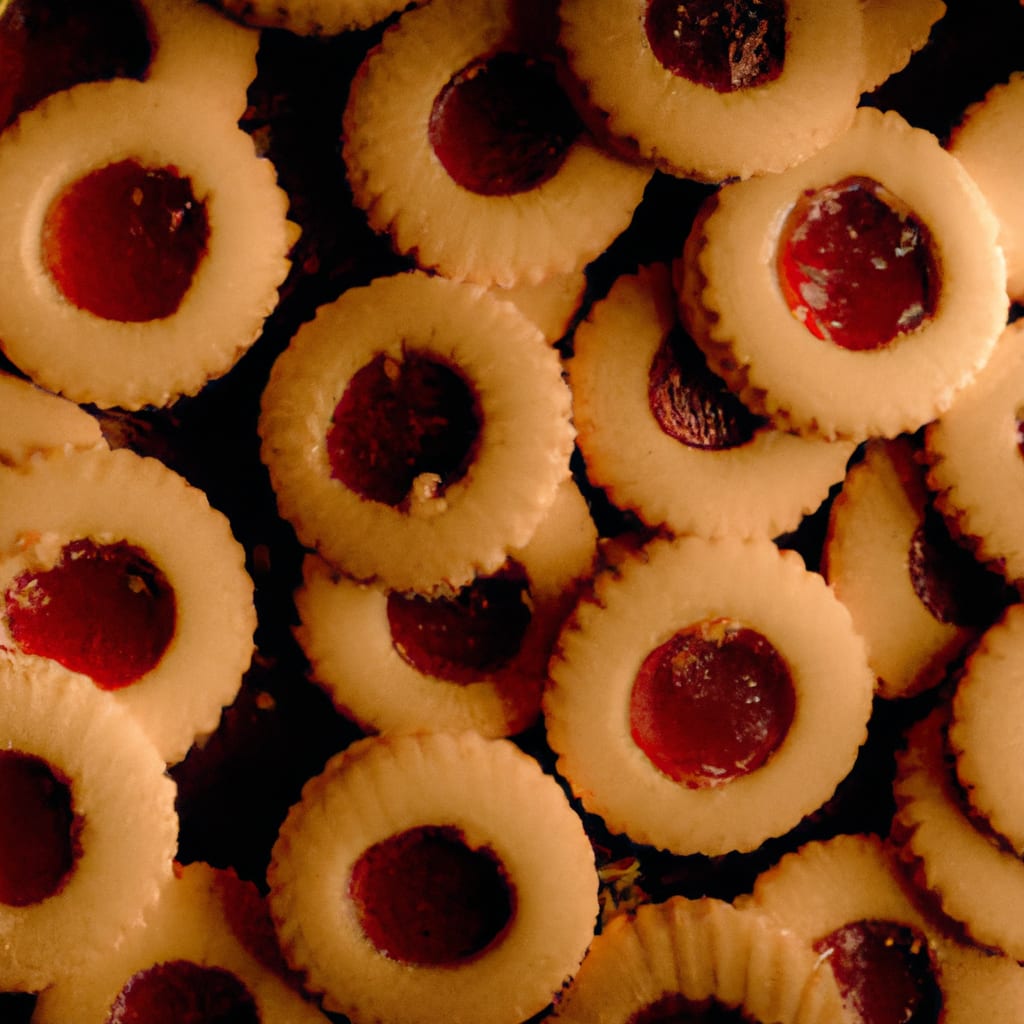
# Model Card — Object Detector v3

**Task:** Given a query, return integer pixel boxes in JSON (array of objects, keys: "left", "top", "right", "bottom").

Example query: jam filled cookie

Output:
[
  {"left": 891, "top": 704, "right": 1024, "bottom": 961},
  {"left": 259, "top": 271, "right": 576, "bottom": 595},
  {"left": 678, "top": 106, "right": 1008, "bottom": 441},
  {"left": 0, "top": 370, "right": 105, "bottom": 467},
  {"left": 0, "top": 446, "right": 256, "bottom": 765},
  {"left": 543, "top": 533, "right": 875, "bottom": 857},
  {"left": 948, "top": 72, "right": 1024, "bottom": 302},
  {"left": 568, "top": 263, "right": 855, "bottom": 540},
  {"left": 924, "top": 311, "right": 1024, "bottom": 587},
  {"left": 549, "top": 895, "right": 843, "bottom": 1024},
  {"left": 0, "top": 650, "right": 177, "bottom": 994},
  {"left": 293, "top": 477, "right": 597, "bottom": 739},
  {"left": 0, "top": 77, "right": 296, "bottom": 410},
  {"left": 342, "top": 0, "right": 653, "bottom": 287},
  {"left": 558, "top": 0, "right": 865, "bottom": 183},
  {"left": 948, "top": 604, "right": 1024, "bottom": 857},
  {"left": 822, "top": 436, "right": 1014, "bottom": 700},
  {"left": 267, "top": 730, "right": 599, "bottom": 1024},
  {"left": 740, "top": 833, "right": 944, "bottom": 1024},
  {"left": 32, "top": 861, "right": 330, "bottom": 1024}
]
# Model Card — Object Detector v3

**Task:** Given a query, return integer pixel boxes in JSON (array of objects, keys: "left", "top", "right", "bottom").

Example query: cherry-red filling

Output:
[
  {"left": 106, "top": 960, "right": 260, "bottom": 1024},
  {"left": 41, "top": 158, "right": 209, "bottom": 322},
  {"left": 0, "top": 0, "right": 151, "bottom": 130},
  {"left": 776, "top": 175, "right": 939, "bottom": 351},
  {"left": 386, "top": 563, "right": 532, "bottom": 683},
  {"left": 644, "top": 0, "right": 786, "bottom": 92},
  {"left": 813, "top": 919, "right": 941, "bottom": 1024},
  {"left": 428, "top": 50, "right": 583, "bottom": 196},
  {"left": 649, "top": 322, "right": 766, "bottom": 450},
  {"left": 630, "top": 618, "right": 796, "bottom": 787},
  {"left": 4, "top": 537, "right": 177, "bottom": 691},
  {"left": 908, "top": 505, "right": 1015, "bottom": 629},
  {"left": 0, "top": 750, "right": 79, "bottom": 907},
  {"left": 326, "top": 351, "right": 481, "bottom": 508},
  {"left": 349, "top": 824, "right": 515, "bottom": 965},
  {"left": 629, "top": 994, "right": 751, "bottom": 1024}
]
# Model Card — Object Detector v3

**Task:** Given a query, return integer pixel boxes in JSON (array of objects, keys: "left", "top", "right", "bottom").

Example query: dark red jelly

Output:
[
  {"left": 644, "top": 0, "right": 786, "bottom": 92},
  {"left": 106, "top": 960, "right": 260, "bottom": 1024},
  {"left": 0, "top": 750, "right": 78, "bottom": 907},
  {"left": 0, "top": 0, "right": 151, "bottom": 130},
  {"left": 813, "top": 919, "right": 942, "bottom": 1024},
  {"left": 776, "top": 175, "right": 938, "bottom": 351},
  {"left": 908, "top": 505, "right": 1016, "bottom": 629},
  {"left": 649, "top": 322, "right": 766, "bottom": 449},
  {"left": 326, "top": 352, "right": 481, "bottom": 508},
  {"left": 629, "top": 993, "right": 751, "bottom": 1024},
  {"left": 428, "top": 50, "right": 583, "bottom": 196},
  {"left": 5, "top": 537, "right": 177, "bottom": 691},
  {"left": 386, "top": 563, "right": 532, "bottom": 683},
  {"left": 41, "top": 158, "right": 209, "bottom": 322},
  {"left": 349, "top": 824, "right": 515, "bottom": 965},
  {"left": 630, "top": 619, "right": 796, "bottom": 787}
]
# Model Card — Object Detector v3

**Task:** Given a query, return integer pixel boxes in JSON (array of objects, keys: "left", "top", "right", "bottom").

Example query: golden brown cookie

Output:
[{"left": 860, "top": 0, "right": 947, "bottom": 94}]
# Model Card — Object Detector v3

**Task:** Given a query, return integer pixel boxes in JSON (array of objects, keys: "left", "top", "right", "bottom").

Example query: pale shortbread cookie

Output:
[
  {"left": 268, "top": 731, "right": 599, "bottom": 1024},
  {"left": 569, "top": 263, "right": 854, "bottom": 540},
  {"left": 550, "top": 895, "right": 844, "bottom": 1024},
  {"left": 259, "top": 271, "right": 575, "bottom": 595},
  {"left": 0, "top": 77, "right": 297, "bottom": 410},
  {"left": 294, "top": 477, "right": 597, "bottom": 738},
  {"left": 0, "top": 447, "right": 256, "bottom": 765},
  {"left": 860, "top": 0, "right": 947, "bottom": 94},
  {"left": 33, "top": 862, "right": 331, "bottom": 1023},
  {"left": 491, "top": 268, "right": 588, "bottom": 345},
  {"left": 679, "top": 107, "right": 1007, "bottom": 440},
  {"left": 0, "top": 650, "right": 177, "bottom": 994},
  {"left": 544, "top": 534, "right": 875, "bottom": 856}
]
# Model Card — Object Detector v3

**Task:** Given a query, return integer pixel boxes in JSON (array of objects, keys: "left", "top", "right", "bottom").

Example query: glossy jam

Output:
[
  {"left": 428, "top": 51, "right": 583, "bottom": 196},
  {"left": 909, "top": 506, "right": 1016, "bottom": 629},
  {"left": 386, "top": 563, "right": 532, "bottom": 683},
  {"left": 349, "top": 824, "right": 515, "bottom": 965},
  {"left": 0, "top": 750, "right": 78, "bottom": 907},
  {"left": 777, "top": 176, "right": 938, "bottom": 350},
  {"left": 630, "top": 618, "right": 795, "bottom": 787},
  {"left": 42, "top": 159, "right": 209, "bottom": 322},
  {"left": 649, "top": 323, "right": 766, "bottom": 449},
  {"left": 4, "top": 538, "right": 177, "bottom": 690},
  {"left": 629, "top": 994, "right": 750, "bottom": 1024},
  {"left": 644, "top": 0, "right": 786, "bottom": 91},
  {"left": 326, "top": 352, "right": 481, "bottom": 508},
  {"left": 0, "top": 0, "right": 150, "bottom": 129},
  {"left": 106, "top": 960, "right": 260, "bottom": 1024},
  {"left": 814, "top": 919, "right": 941, "bottom": 1024}
]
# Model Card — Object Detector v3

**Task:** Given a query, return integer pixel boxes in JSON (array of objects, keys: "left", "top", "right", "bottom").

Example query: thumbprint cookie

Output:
[{"left": 678, "top": 106, "right": 1008, "bottom": 441}]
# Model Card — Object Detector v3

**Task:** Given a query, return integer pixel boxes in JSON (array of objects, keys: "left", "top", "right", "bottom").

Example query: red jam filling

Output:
[
  {"left": 0, "top": 750, "right": 79, "bottom": 907},
  {"left": 105, "top": 960, "right": 260, "bottom": 1024},
  {"left": 649, "top": 323, "right": 767, "bottom": 450},
  {"left": 0, "top": 0, "right": 151, "bottom": 130},
  {"left": 908, "top": 506, "right": 1016, "bottom": 629},
  {"left": 326, "top": 351, "right": 481, "bottom": 508},
  {"left": 349, "top": 824, "right": 515, "bottom": 965},
  {"left": 428, "top": 50, "right": 583, "bottom": 196},
  {"left": 630, "top": 618, "right": 796, "bottom": 787},
  {"left": 41, "top": 158, "right": 209, "bottom": 322},
  {"left": 4, "top": 537, "right": 177, "bottom": 691},
  {"left": 386, "top": 562, "right": 532, "bottom": 683},
  {"left": 777, "top": 176, "right": 939, "bottom": 351},
  {"left": 629, "top": 994, "right": 750, "bottom": 1024},
  {"left": 644, "top": 0, "right": 786, "bottom": 92},
  {"left": 813, "top": 919, "right": 941, "bottom": 1024}
]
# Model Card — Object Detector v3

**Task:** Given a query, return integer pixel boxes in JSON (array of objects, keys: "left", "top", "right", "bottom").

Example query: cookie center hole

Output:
[
  {"left": 42, "top": 158, "right": 209, "bottom": 322},
  {"left": 4, "top": 537, "right": 178, "bottom": 690},
  {"left": 776, "top": 175, "right": 939, "bottom": 351},
  {"left": 428, "top": 50, "right": 583, "bottom": 196},
  {"left": 349, "top": 824, "right": 515, "bottom": 966},
  {"left": 630, "top": 618, "right": 796, "bottom": 786}
]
